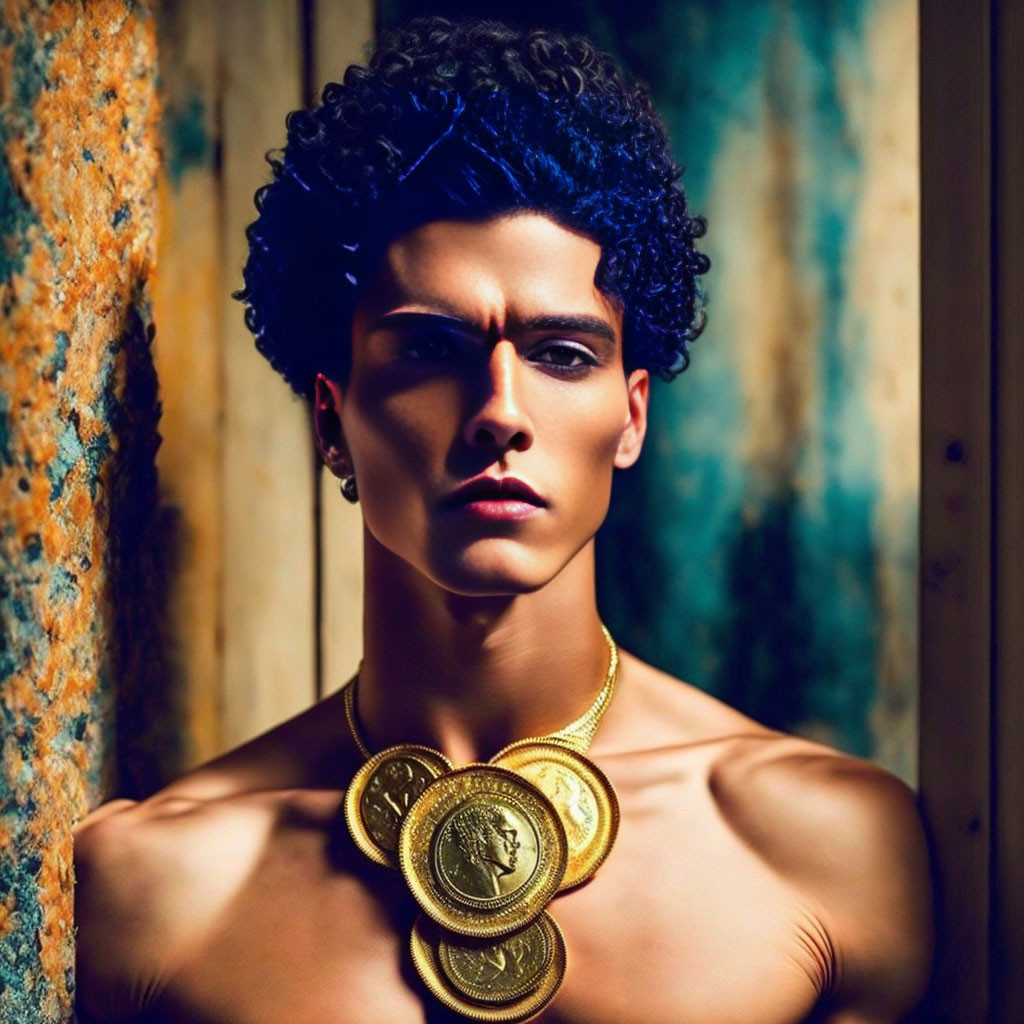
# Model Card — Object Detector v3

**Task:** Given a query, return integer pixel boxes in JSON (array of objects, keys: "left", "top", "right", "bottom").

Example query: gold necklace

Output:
[
  {"left": 341, "top": 625, "right": 621, "bottom": 1023},
  {"left": 342, "top": 624, "right": 618, "bottom": 759}
]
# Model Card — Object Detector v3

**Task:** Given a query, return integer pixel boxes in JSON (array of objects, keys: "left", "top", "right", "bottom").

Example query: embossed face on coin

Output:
[
  {"left": 361, "top": 756, "right": 437, "bottom": 849},
  {"left": 401, "top": 765, "right": 567, "bottom": 935},
  {"left": 434, "top": 800, "right": 539, "bottom": 900}
]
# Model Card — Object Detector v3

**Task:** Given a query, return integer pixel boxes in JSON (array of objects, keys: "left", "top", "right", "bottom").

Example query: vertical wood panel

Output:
[
  {"left": 918, "top": 1, "right": 992, "bottom": 1019},
  {"left": 857, "top": 0, "right": 920, "bottom": 784},
  {"left": 319, "top": 466, "right": 365, "bottom": 695},
  {"left": 220, "top": 0, "right": 316, "bottom": 748},
  {"left": 314, "top": 0, "right": 374, "bottom": 75},
  {"left": 152, "top": 0, "right": 224, "bottom": 768},
  {"left": 993, "top": 0, "right": 1024, "bottom": 1016},
  {"left": 313, "top": 0, "right": 374, "bottom": 697}
]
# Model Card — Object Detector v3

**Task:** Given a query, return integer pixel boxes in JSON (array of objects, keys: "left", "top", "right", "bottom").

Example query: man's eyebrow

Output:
[
  {"left": 366, "top": 310, "right": 487, "bottom": 338},
  {"left": 366, "top": 310, "right": 618, "bottom": 346},
  {"left": 517, "top": 314, "right": 618, "bottom": 346}
]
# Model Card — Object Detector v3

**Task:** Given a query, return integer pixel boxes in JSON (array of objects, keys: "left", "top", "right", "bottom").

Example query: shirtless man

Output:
[{"left": 73, "top": 17, "right": 933, "bottom": 1024}]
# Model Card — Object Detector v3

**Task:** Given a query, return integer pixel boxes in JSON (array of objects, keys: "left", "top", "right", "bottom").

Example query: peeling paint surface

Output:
[
  {"left": 162, "top": 92, "right": 213, "bottom": 187},
  {"left": 593, "top": 0, "right": 918, "bottom": 779},
  {"left": 0, "top": 2, "right": 160, "bottom": 1020}
]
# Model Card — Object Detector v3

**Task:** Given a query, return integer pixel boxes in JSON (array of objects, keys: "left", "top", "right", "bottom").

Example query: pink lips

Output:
[{"left": 441, "top": 475, "right": 547, "bottom": 521}]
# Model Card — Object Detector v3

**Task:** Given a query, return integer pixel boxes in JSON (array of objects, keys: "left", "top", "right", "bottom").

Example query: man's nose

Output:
[{"left": 462, "top": 339, "right": 534, "bottom": 453}]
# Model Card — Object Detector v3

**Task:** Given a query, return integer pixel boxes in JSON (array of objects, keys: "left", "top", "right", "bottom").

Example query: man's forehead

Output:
[{"left": 356, "top": 212, "right": 622, "bottom": 336}]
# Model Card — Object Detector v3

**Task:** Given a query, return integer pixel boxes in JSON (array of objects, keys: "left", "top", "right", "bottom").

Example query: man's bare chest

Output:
[{"left": 146, "top": 790, "right": 827, "bottom": 1024}]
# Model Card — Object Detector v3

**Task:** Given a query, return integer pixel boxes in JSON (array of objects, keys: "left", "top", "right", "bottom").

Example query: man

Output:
[
  {"left": 74, "top": 16, "right": 933, "bottom": 1023},
  {"left": 447, "top": 803, "right": 524, "bottom": 899}
]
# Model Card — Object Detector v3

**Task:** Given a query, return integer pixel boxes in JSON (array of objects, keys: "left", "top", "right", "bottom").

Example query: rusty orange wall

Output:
[{"left": 0, "top": 2, "right": 161, "bottom": 1020}]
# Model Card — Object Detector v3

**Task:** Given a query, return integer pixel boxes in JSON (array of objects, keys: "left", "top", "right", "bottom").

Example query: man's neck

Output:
[{"left": 355, "top": 532, "right": 609, "bottom": 765}]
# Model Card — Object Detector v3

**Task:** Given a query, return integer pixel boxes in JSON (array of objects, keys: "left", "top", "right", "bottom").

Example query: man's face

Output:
[
  {"left": 483, "top": 809, "right": 521, "bottom": 875},
  {"left": 318, "top": 212, "right": 649, "bottom": 596}
]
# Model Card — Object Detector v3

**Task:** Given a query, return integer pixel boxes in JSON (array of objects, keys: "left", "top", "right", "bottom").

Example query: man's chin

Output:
[
  {"left": 426, "top": 543, "right": 559, "bottom": 597},
  {"left": 430, "top": 565, "right": 551, "bottom": 599}
]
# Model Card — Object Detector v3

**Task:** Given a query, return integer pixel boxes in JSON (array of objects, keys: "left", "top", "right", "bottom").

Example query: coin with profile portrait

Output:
[
  {"left": 410, "top": 912, "right": 566, "bottom": 1022},
  {"left": 490, "top": 739, "right": 619, "bottom": 891},
  {"left": 399, "top": 765, "right": 567, "bottom": 938},
  {"left": 345, "top": 744, "right": 454, "bottom": 868}
]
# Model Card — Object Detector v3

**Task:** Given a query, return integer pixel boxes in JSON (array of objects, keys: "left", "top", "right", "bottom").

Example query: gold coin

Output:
[
  {"left": 345, "top": 745, "right": 453, "bottom": 868},
  {"left": 411, "top": 913, "right": 566, "bottom": 1022},
  {"left": 438, "top": 914, "right": 556, "bottom": 1004},
  {"left": 399, "top": 765, "right": 567, "bottom": 937},
  {"left": 490, "top": 740, "right": 619, "bottom": 891}
]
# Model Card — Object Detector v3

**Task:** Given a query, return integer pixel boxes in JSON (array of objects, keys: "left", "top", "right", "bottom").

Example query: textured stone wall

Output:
[{"left": 0, "top": 2, "right": 161, "bottom": 1020}]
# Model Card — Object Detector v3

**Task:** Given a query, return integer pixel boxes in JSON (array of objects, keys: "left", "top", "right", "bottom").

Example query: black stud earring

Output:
[{"left": 339, "top": 474, "right": 359, "bottom": 504}]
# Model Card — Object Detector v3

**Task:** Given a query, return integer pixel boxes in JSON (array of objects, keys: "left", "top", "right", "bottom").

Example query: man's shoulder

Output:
[
  {"left": 706, "top": 731, "right": 925, "bottom": 882},
  {"left": 633, "top": 663, "right": 932, "bottom": 936},
  {"left": 73, "top": 785, "right": 304, "bottom": 1020},
  {"left": 621, "top": 653, "right": 926, "bottom": 865},
  {"left": 707, "top": 733, "right": 934, "bottom": 1016},
  {"left": 618, "top": 657, "right": 933, "bottom": 1017},
  {"left": 617, "top": 655, "right": 931, "bottom": 905}
]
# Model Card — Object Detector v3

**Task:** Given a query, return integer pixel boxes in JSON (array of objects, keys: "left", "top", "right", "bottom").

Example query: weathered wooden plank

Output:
[
  {"left": 918, "top": 1, "right": 992, "bottom": 1018},
  {"left": 848, "top": 0, "right": 920, "bottom": 784},
  {"left": 318, "top": 468, "right": 366, "bottom": 696},
  {"left": 314, "top": 0, "right": 375, "bottom": 81},
  {"left": 219, "top": 0, "right": 316, "bottom": 748},
  {"left": 993, "top": 0, "right": 1024, "bottom": 1017},
  {"left": 312, "top": 0, "right": 374, "bottom": 699},
  {"left": 152, "top": 0, "right": 224, "bottom": 769}
]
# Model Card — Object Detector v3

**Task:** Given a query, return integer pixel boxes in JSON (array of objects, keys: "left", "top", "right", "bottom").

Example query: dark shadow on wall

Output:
[
  {"left": 105, "top": 301, "right": 186, "bottom": 800},
  {"left": 598, "top": 463, "right": 819, "bottom": 742},
  {"left": 713, "top": 489, "right": 814, "bottom": 733},
  {"left": 594, "top": 441, "right": 673, "bottom": 663}
]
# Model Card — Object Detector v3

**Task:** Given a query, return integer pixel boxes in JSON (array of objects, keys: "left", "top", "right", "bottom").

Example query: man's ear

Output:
[
  {"left": 614, "top": 368, "right": 650, "bottom": 469},
  {"left": 313, "top": 373, "right": 351, "bottom": 477}
]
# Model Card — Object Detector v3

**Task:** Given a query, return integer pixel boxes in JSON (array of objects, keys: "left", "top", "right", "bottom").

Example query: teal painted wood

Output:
[{"left": 595, "top": 0, "right": 918, "bottom": 779}]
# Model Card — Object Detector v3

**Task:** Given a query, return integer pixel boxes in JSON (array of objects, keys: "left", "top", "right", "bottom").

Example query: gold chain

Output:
[
  {"left": 342, "top": 623, "right": 619, "bottom": 761},
  {"left": 541, "top": 623, "right": 618, "bottom": 754},
  {"left": 342, "top": 680, "right": 374, "bottom": 760}
]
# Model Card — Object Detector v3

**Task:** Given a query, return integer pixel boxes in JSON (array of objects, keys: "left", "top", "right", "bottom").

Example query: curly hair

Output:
[
  {"left": 232, "top": 16, "right": 710, "bottom": 401},
  {"left": 449, "top": 803, "right": 515, "bottom": 866}
]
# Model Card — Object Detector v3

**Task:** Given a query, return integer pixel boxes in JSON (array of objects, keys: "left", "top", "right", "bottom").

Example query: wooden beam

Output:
[
  {"left": 918, "top": 0, "right": 992, "bottom": 1019},
  {"left": 152, "top": 0, "right": 224, "bottom": 769},
  {"left": 992, "top": 0, "right": 1024, "bottom": 1016},
  {"left": 313, "top": 0, "right": 375, "bottom": 699},
  {"left": 219, "top": 0, "right": 317, "bottom": 748}
]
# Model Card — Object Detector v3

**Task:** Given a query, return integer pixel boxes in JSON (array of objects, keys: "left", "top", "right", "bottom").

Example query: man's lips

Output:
[{"left": 440, "top": 475, "right": 548, "bottom": 509}]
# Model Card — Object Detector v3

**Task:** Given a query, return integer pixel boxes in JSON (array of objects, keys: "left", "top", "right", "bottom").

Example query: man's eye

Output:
[
  {"left": 402, "top": 333, "right": 460, "bottom": 361},
  {"left": 533, "top": 342, "right": 595, "bottom": 370}
]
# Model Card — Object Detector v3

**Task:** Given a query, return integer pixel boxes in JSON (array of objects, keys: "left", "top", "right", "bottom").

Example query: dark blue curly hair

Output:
[{"left": 233, "top": 16, "right": 709, "bottom": 401}]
